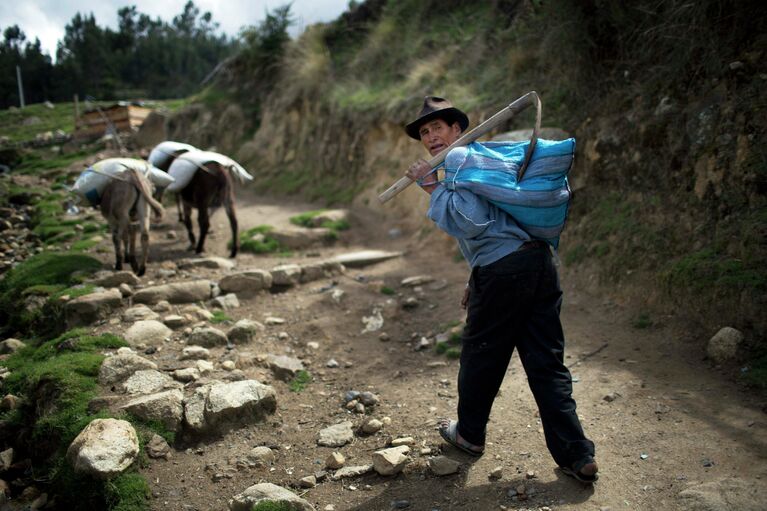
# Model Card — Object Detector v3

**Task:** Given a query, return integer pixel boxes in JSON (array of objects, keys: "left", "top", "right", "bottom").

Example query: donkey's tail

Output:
[{"left": 128, "top": 167, "right": 165, "bottom": 218}]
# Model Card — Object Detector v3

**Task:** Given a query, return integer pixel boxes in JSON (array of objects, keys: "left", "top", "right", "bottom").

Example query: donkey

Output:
[
  {"left": 178, "top": 161, "right": 239, "bottom": 258},
  {"left": 99, "top": 167, "right": 164, "bottom": 275},
  {"left": 148, "top": 141, "right": 196, "bottom": 222}
]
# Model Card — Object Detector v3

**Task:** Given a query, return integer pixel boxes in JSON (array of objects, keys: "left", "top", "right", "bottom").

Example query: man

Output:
[{"left": 404, "top": 96, "right": 598, "bottom": 483}]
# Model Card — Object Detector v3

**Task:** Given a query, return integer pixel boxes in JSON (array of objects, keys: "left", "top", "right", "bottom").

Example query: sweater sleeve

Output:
[{"left": 427, "top": 183, "right": 494, "bottom": 239}]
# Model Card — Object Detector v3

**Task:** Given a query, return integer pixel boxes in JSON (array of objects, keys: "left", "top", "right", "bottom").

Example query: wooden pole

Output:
[
  {"left": 377, "top": 91, "right": 541, "bottom": 204},
  {"left": 15, "top": 66, "right": 25, "bottom": 108}
]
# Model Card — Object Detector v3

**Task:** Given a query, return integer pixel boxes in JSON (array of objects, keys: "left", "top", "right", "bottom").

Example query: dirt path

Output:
[{"left": 101, "top": 188, "right": 767, "bottom": 510}]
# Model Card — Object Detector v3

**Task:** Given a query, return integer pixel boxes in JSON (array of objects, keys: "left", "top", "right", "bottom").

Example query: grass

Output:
[
  {"left": 251, "top": 502, "right": 296, "bottom": 511},
  {"left": 380, "top": 286, "right": 395, "bottom": 296},
  {"left": 0, "top": 251, "right": 102, "bottom": 335},
  {"left": 289, "top": 210, "right": 350, "bottom": 232},
  {"left": 237, "top": 225, "right": 283, "bottom": 254},
  {"left": 0, "top": 328, "right": 155, "bottom": 510},
  {"left": 210, "top": 310, "right": 233, "bottom": 324},
  {"left": 435, "top": 327, "right": 463, "bottom": 359},
  {"left": 288, "top": 370, "right": 312, "bottom": 393},
  {"left": 632, "top": 313, "right": 653, "bottom": 329}
]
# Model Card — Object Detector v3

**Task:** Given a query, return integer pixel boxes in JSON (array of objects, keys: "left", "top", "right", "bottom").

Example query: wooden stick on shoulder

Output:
[{"left": 378, "top": 91, "right": 540, "bottom": 204}]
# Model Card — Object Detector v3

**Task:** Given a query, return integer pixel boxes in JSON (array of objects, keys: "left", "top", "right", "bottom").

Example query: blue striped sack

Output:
[{"left": 442, "top": 139, "right": 575, "bottom": 249}]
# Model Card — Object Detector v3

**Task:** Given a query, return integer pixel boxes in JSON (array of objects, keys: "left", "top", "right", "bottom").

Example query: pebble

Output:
[
  {"left": 489, "top": 466, "right": 503, "bottom": 479},
  {"left": 390, "top": 499, "right": 411, "bottom": 509},
  {"left": 307, "top": 342, "right": 320, "bottom": 349},
  {"left": 221, "top": 360, "right": 236, "bottom": 371},
  {"left": 327, "top": 359, "right": 340, "bottom": 368}
]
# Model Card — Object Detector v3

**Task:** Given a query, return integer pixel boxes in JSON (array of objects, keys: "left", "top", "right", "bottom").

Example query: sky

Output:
[{"left": 0, "top": 0, "right": 350, "bottom": 59}]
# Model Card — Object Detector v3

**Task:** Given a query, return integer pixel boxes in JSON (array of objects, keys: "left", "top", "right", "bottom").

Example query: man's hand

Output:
[
  {"left": 405, "top": 159, "right": 438, "bottom": 194},
  {"left": 461, "top": 284, "right": 470, "bottom": 310}
]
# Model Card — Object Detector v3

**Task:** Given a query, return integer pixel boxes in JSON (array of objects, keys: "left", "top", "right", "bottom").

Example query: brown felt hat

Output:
[{"left": 405, "top": 96, "right": 469, "bottom": 140}]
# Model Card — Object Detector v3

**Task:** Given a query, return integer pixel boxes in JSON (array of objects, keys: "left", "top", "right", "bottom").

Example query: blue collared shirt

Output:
[{"left": 427, "top": 182, "right": 531, "bottom": 268}]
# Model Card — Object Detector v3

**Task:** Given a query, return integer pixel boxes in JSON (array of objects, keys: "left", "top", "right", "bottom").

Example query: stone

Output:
[
  {"left": 212, "top": 293, "right": 240, "bottom": 310},
  {"left": 331, "top": 250, "right": 402, "bottom": 268},
  {"left": 299, "top": 261, "right": 344, "bottom": 284},
  {"left": 180, "top": 304, "right": 214, "bottom": 321},
  {"left": 121, "top": 389, "right": 184, "bottom": 431},
  {"left": 65, "top": 288, "right": 123, "bottom": 326},
  {"left": 124, "top": 320, "right": 172, "bottom": 346},
  {"left": 390, "top": 437, "right": 414, "bottom": 447},
  {"left": 0, "top": 338, "right": 25, "bottom": 354},
  {"left": 91, "top": 270, "right": 140, "bottom": 288},
  {"left": 66, "top": 419, "right": 139, "bottom": 479},
  {"left": 325, "top": 452, "right": 345, "bottom": 470},
  {"left": 163, "top": 315, "right": 188, "bottom": 329},
  {"left": 180, "top": 346, "right": 210, "bottom": 360},
  {"left": 269, "top": 226, "right": 332, "bottom": 250},
  {"left": 99, "top": 354, "right": 158, "bottom": 385},
  {"left": 247, "top": 446, "right": 275, "bottom": 466},
  {"left": 177, "top": 256, "right": 236, "bottom": 271},
  {"left": 0, "top": 394, "right": 19, "bottom": 411},
  {"left": 132, "top": 280, "right": 212, "bottom": 304},
  {"left": 360, "top": 418, "right": 383, "bottom": 434},
  {"left": 118, "top": 283, "right": 133, "bottom": 297},
  {"left": 196, "top": 360, "right": 214, "bottom": 375},
  {"left": 429, "top": 456, "right": 461, "bottom": 476},
  {"left": 331, "top": 465, "right": 373, "bottom": 480},
  {"left": 678, "top": 477, "right": 767, "bottom": 511},
  {"left": 188, "top": 326, "right": 228, "bottom": 347},
  {"left": 401, "top": 275, "right": 435, "bottom": 287},
  {"left": 123, "top": 304, "right": 160, "bottom": 322},
  {"left": 489, "top": 466, "right": 503, "bottom": 479},
  {"left": 0, "top": 448, "right": 12, "bottom": 471},
  {"left": 707, "top": 327, "right": 744, "bottom": 364},
  {"left": 270, "top": 264, "right": 302, "bottom": 287},
  {"left": 120, "top": 369, "right": 181, "bottom": 395},
  {"left": 221, "top": 360, "right": 236, "bottom": 371},
  {"left": 218, "top": 270, "right": 273, "bottom": 294},
  {"left": 184, "top": 380, "right": 277, "bottom": 434},
  {"left": 228, "top": 482, "right": 314, "bottom": 511},
  {"left": 227, "top": 319, "right": 264, "bottom": 344},
  {"left": 359, "top": 391, "right": 379, "bottom": 406},
  {"left": 172, "top": 367, "right": 200, "bottom": 382},
  {"left": 267, "top": 354, "right": 305, "bottom": 381},
  {"left": 318, "top": 421, "right": 354, "bottom": 447},
  {"left": 154, "top": 300, "right": 173, "bottom": 313},
  {"left": 372, "top": 445, "right": 410, "bottom": 476},
  {"left": 145, "top": 433, "right": 171, "bottom": 459},
  {"left": 299, "top": 475, "right": 316, "bottom": 488}
]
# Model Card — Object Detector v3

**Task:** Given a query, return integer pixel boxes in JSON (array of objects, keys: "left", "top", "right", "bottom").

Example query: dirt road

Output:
[{"left": 99, "top": 188, "right": 767, "bottom": 511}]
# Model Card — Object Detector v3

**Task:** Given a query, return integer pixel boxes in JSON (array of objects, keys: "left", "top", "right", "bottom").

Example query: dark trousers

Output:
[{"left": 457, "top": 243, "right": 595, "bottom": 468}]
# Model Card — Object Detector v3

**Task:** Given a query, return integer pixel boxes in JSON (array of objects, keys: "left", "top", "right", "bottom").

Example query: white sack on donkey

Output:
[{"left": 72, "top": 158, "right": 174, "bottom": 206}]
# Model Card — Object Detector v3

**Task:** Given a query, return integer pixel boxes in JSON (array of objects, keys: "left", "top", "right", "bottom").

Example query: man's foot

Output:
[
  {"left": 561, "top": 458, "right": 599, "bottom": 483},
  {"left": 437, "top": 419, "right": 484, "bottom": 457}
]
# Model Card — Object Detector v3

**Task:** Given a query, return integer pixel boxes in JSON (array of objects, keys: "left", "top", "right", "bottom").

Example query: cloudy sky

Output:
[{"left": 0, "top": 0, "right": 350, "bottom": 58}]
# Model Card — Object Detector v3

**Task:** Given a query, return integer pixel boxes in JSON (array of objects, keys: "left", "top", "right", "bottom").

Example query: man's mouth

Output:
[{"left": 430, "top": 143, "right": 445, "bottom": 154}]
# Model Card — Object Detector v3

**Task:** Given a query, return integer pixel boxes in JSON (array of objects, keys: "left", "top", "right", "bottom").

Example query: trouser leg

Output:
[{"left": 516, "top": 249, "right": 595, "bottom": 467}]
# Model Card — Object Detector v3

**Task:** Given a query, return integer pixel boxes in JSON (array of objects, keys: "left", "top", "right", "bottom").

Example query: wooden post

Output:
[{"left": 15, "top": 66, "right": 25, "bottom": 108}]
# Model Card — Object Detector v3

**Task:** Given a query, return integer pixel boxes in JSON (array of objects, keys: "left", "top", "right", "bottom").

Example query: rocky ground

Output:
[{"left": 2, "top": 186, "right": 767, "bottom": 511}]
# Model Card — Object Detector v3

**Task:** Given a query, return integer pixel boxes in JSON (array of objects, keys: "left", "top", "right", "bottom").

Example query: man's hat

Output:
[{"left": 405, "top": 96, "right": 469, "bottom": 140}]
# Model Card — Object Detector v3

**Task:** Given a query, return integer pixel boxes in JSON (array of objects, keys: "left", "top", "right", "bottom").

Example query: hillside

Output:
[{"left": 169, "top": 0, "right": 766, "bottom": 358}]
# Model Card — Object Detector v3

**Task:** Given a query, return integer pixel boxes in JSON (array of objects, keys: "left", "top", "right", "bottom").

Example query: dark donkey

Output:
[
  {"left": 148, "top": 141, "right": 196, "bottom": 222},
  {"left": 176, "top": 158, "right": 239, "bottom": 257}
]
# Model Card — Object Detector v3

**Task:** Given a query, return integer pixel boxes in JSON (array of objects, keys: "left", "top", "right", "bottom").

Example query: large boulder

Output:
[
  {"left": 132, "top": 280, "right": 213, "bottom": 304},
  {"left": 99, "top": 353, "right": 158, "bottom": 385},
  {"left": 66, "top": 419, "right": 139, "bottom": 479},
  {"left": 229, "top": 482, "right": 314, "bottom": 511},
  {"left": 65, "top": 288, "right": 123, "bottom": 326},
  {"left": 218, "top": 270, "right": 273, "bottom": 294},
  {"left": 0, "top": 338, "right": 25, "bottom": 354},
  {"left": 120, "top": 369, "right": 182, "bottom": 395},
  {"left": 124, "top": 320, "right": 172, "bottom": 346},
  {"left": 184, "top": 380, "right": 277, "bottom": 435},
  {"left": 706, "top": 327, "right": 744, "bottom": 364},
  {"left": 120, "top": 390, "right": 184, "bottom": 431}
]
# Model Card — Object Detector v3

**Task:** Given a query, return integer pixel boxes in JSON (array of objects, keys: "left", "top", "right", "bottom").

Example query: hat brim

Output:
[{"left": 405, "top": 107, "right": 469, "bottom": 140}]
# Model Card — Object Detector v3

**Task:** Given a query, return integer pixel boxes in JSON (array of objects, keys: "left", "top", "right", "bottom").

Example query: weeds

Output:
[
  {"left": 210, "top": 310, "right": 233, "bottom": 324},
  {"left": 288, "top": 370, "right": 312, "bottom": 392}
]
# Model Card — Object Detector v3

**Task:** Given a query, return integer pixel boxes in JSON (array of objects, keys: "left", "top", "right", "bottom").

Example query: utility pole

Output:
[{"left": 16, "top": 65, "right": 25, "bottom": 108}]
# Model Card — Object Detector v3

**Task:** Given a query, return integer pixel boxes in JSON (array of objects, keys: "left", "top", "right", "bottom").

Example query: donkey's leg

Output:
[
  {"left": 225, "top": 199, "right": 239, "bottom": 258},
  {"left": 120, "top": 218, "right": 132, "bottom": 273},
  {"left": 195, "top": 206, "right": 210, "bottom": 254},
  {"left": 111, "top": 224, "right": 123, "bottom": 271},
  {"left": 128, "top": 222, "right": 139, "bottom": 274},
  {"left": 137, "top": 204, "right": 151, "bottom": 276},
  {"left": 183, "top": 202, "right": 196, "bottom": 251},
  {"left": 176, "top": 193, "right": 184, "bottom": 224}
]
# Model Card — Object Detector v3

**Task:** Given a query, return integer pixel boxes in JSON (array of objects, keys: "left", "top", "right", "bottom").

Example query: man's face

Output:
[{"left": 419, "top": 118, "right": 462, "bottom": 156}]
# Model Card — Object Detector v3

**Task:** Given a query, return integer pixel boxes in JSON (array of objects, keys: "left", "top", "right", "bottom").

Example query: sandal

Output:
[
  {"left": 561, "top": 458, "right": 599, "bottom": 483},
  {"left": 437, "top": 419, "right": 484, "bottom": 457}
]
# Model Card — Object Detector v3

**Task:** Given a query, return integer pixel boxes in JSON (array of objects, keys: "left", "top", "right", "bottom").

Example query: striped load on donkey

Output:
[
  {"left": 72, "top": 158, "right": 175, "bottom": 206},
  {"left": 442, "top": 137, "right": 574, "bottom": 249}
]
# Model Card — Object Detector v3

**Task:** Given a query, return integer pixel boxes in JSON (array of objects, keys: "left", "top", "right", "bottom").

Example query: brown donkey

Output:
[
  {"left": 178, "top": 162, "right": 239, "bottom": 258},
  {"left": 100, "top": 167, "right": 164, "bottom": 275}
]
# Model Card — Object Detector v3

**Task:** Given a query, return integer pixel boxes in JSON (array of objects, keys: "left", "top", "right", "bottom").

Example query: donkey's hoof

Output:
[{"left": 137, "top": 266, "right": 146, "bottom": 277}]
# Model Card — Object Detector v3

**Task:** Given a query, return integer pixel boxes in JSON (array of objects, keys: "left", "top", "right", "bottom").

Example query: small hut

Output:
[{"left": 74, "top": 102, "right": 152, "bottom": 141}]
